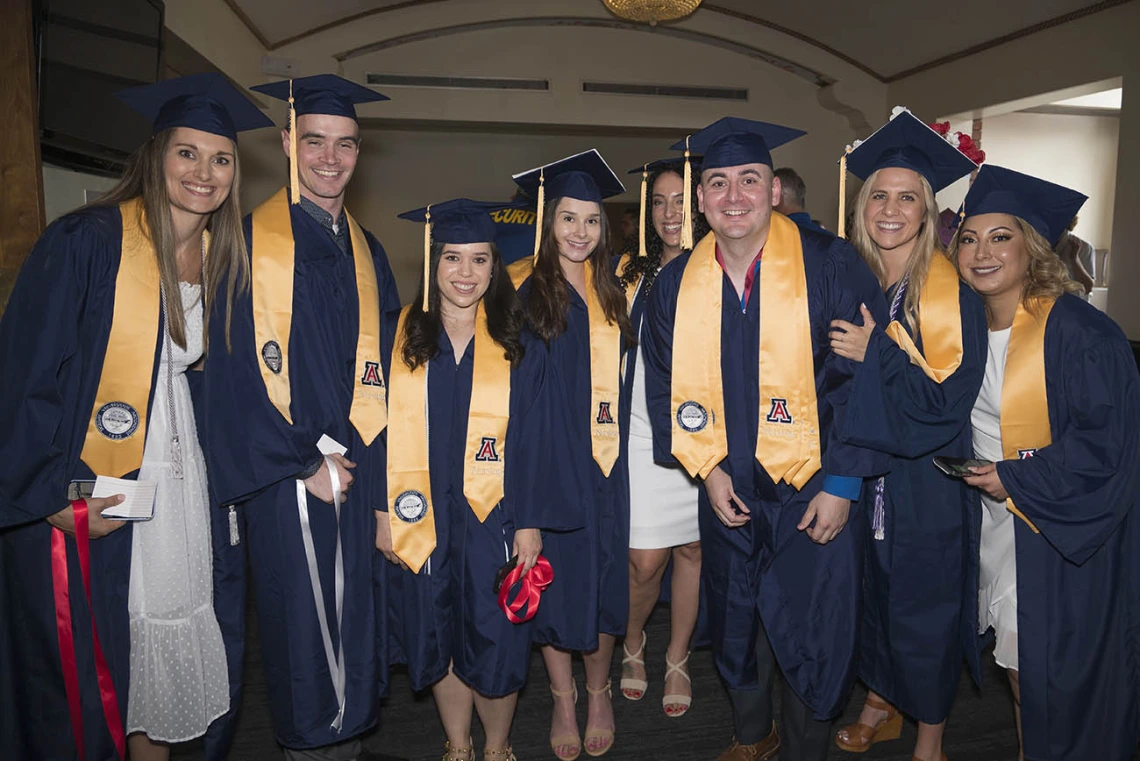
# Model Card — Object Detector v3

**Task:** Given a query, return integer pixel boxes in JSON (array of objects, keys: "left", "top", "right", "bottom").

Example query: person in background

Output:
[
  {"left": 616, "top": 157, "right": 710, "bottom": 719},
  {"left": 954, "top": 165, "right": 1140, "bottom": 761},
  {"left": 1052, "top": 215, "right": 1095, "bottom": 296},
  {"left": 0, "top": 74, "right": 270, "bottom": 761},
  {"left": 774, "top": 167, "right": 831, "bottom": 236},
  {"left": 830, "top": 109, "right": 987, "bottom": 761}
]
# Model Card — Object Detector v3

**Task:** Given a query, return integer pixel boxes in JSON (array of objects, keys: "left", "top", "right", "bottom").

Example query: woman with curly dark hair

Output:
[
  {"left": 953, "top": 166, "right": 1140, "bottom": 761},
  {"left": 615, "top": 157, "right": 709, "bottom": 718},
  {"left": 378, "top": 198, "right": 568, "bottom": 761},
  {"left": 508, "top": 150, "right": 632, "bottom": 759}
]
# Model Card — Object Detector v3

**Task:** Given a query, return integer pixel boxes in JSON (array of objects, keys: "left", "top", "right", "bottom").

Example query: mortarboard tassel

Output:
[
  {"left": 680, "top": 138, "right": 693, "bottom": 251},
  {"left": 837, "top": 149, "right": 849, "bottom": 238},
  {"left": 532, "top": 169, "right": 544, "bottom": 263},
  {"left": 288, "top": 79, "right": 300, "bottom": 205},
  {"left": 422, "top": 205, "right": 431, "bottom": 313},
  {"left": 638, "top": 164, "right": 648, "bottom": 258}
]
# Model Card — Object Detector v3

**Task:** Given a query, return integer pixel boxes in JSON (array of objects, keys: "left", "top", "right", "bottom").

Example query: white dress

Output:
[
  {"left": 972, "top": 327, "right": 1019, "bottom": 671},
  {"left": 628, "top": 281, "right": 701, "bottom": 549},
  {"left": 126, "top": 282, "right": 230, "bottom": 742}
]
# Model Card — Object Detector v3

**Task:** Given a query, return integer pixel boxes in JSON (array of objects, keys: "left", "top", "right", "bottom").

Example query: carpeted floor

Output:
[{"left": 170, "top": 598, "right": 1092, "bottom": 761}]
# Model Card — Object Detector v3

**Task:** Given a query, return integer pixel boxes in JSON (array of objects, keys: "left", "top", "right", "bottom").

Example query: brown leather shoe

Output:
[{"left": 715, "top": 723, "right": 779, "bottom": 761}]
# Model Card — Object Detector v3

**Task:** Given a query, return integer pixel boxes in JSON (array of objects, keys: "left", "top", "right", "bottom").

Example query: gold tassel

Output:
[
  {"left": 638, "top": 164, "right": 648, "bottom": 258},
  {"left": 837, "top": 150, "right": 848, "bottom": 238},
  {"left": 288, "top": 79, "right": 300, "bottom": 205},
  {"left": 680, "top": 138, "right": 693, "bottom": 250},
  {"left": 532, "top": 168, "right": 544, "bottom": 262},
  {"left": 421, "top": 205, "right": 431, "bottom": 313}
]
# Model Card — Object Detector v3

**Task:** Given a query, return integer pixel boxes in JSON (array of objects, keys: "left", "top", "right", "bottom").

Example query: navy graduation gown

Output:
[
  {"left": 642, "top": 228, "right": 889, "bottom": 720},
  {"left": 201, "top": 205, "right": 398, "bottom": 749},
  {"left": 0, "top": 206, "right": 163, "bottom": 761},
  {"left": 992, "top": 294, "right": 1140, "bottom": 761},
  {"left": 516, "top": 277, "right": 630, "bottom": 652},
  {"left": 842, "top": 280, "right": 988, "bottom": 723},
  {"left": 382, "top": 327, "right": 572, "bottom": 696}
]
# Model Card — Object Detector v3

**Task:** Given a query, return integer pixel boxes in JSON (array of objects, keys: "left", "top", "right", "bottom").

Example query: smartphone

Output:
[
  {"left": 66, "top": 480, "right": 96, "bottom": 501},
  {"left": 932, "top": 456, "right": 992, "bottom": 478},
  {"left": 493, "top": 555, "right": 519, "bottom": 594}
]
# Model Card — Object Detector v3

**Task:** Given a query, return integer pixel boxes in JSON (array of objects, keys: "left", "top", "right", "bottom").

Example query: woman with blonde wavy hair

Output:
[
  {"left": 953, "top": 165, "right": 1140, "bottom": 761},
  {"left": 829, "top": 110, "right": 988, "bottom": 761},
  {"left": 0, "top": 74, "right": 268, "bottom": 761}
]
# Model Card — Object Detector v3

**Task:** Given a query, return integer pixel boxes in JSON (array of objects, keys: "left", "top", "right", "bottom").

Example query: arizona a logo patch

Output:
[
  {"left": 475, "top": 436, "right": 500, "bottom": 462},
  {"left": 596, "top": 401, "right": 615, "bottom": 425},
  {"left": 1017, "top": 448, "right": 1038, "bottom": 459},
  {"left": 360, "top": 360, "right": 384, "bottom": 387},
  {"left": 766, "top": 397, "right": 793, "bottom": 424}
]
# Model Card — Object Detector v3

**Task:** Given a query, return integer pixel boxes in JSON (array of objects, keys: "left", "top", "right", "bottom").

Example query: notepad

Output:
[{"left": 94, "top": 476, "right": 157, "bottom": 521}]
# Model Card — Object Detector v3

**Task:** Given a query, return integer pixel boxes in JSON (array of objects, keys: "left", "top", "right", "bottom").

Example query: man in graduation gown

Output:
[
  {"left": 642, "top": 117, "right": 888, "bottom": 761},
  {"left": 201, "top": 75, "right": 400, "bottom": 761}
]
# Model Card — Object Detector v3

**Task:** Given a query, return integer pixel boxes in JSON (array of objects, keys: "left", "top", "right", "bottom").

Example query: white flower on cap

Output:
[{"left": 890, "top": 105, "right": 912, "bottom": 120}]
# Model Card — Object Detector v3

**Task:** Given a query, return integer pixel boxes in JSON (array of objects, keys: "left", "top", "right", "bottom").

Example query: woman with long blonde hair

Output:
[
  {"left": 0, "top": 74, "right": 268, "bottom": 761},
  {"left": 954, "top": 165, "right": 1140, "bottom": 761},
  {"left": 829, "top": 110, "right": 988, "bottom": 761}
]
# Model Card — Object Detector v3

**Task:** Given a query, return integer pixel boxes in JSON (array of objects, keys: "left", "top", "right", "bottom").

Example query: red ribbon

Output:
[
  {"left": 50, "top": 499, "right": 127, "bottom": 760},
  {"left": 497, "top": 555, "right": 553, "bottom": 624}
]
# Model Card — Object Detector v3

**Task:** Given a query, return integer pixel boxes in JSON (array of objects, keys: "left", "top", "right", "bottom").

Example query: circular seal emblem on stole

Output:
[
  {"left": 676, "top": 401, "right": 709, "bottom": 433},
  {"left": 95, "top": 402, "right": 139, "bottom": 440},
  {"left": 394, "top": 490, "right": 428, "bottom": 523},
  {"left": 261, "top": 340, "right": 282, "bottom": 374}
]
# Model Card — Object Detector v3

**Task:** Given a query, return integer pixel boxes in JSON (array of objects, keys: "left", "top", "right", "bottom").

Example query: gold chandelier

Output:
[{"left": 601, "top": 0, "right": 703, "bottom": 25}]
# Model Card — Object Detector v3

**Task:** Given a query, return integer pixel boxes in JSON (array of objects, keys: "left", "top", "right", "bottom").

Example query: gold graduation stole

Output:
[
  {"left": 584, "top": 260, "right": 622, "bottom": 477},
  {"left": 999, "top": 297, "right": 1056, "bottom": 534},
  {"left": 883, "top": 253, "right": 964, "bottom": 383},
  {"left": 79, "top": 198, "right": 161, "bottom": 477},
  {"left": 671, "top": 213, "right": 821, "bottom": 487},
  {"left": 507, "top": 257, "right": 533, "bottom": 290},
  {"left": 251, "top": 188, "right": 387, "bottom": 445},
  {"left": 387, "top": 304, "right": 513, "bottom": 573}
]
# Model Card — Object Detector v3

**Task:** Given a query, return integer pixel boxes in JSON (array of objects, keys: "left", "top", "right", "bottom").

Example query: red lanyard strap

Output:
[
  {"left": 497, "top": 555, "right": 553, "bottom": 624},
  {"left": 50, "top": 499, "right": 127, "bottom": 760}
]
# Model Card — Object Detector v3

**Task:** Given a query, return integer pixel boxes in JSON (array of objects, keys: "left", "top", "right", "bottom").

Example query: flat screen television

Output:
[{"left": 36, "top": 0, "right": 164, "bottom": 176}]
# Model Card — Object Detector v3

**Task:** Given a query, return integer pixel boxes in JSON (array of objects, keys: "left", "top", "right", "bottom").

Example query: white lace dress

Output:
[{"left": 126, "top": 282, "right": 229, "bottom": 741}]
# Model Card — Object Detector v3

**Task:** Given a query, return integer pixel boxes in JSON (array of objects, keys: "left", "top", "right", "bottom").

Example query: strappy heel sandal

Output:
[
  {"left": 834, "top": 694, "right": 903, "bottom": 753},
  {"left": 483, "top": 746, "right": 517, "bottom": 761},
  {"left": 549, "top": 682, "right": 581, "bottom": 761},
  {"left": 620, "top": 631, "right": 647, "bottom": 701},
  {"left": 662, "top": 650, "right": 692, "bottom": 718},
  {"left": 442, "top": 738, "right": 474, "bottom": 761},
  {"left": 584, "top": 679, "right": 614, "bottom": 757}
]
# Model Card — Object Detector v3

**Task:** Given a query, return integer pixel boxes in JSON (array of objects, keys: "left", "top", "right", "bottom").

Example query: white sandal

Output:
[
  {"left": 619, "top": 631, "right": 647, "bottom": 701},
  {"left": 662, "top": 651, "right": 692, "bottom": 718}
]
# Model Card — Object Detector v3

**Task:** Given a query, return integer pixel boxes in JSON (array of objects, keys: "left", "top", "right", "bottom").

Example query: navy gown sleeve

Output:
[
  {"left": 201, "top": 217, "right": 322, "bottom": 505},
  {"left": 843, "top": 282, "right": 987, "bottom": 458},
  {"left": 0, "top": 212, "right": 118, "bottom": 527},
  {"left": 643, "top": 254, "right": 689, "bottom": 468},
  {"left": 997, "top": 298, "right": 1140, "bottom": 566},
  {"left": 818, "top": 237, "right": 891, "bottom": 480},
  {"left": 502, "top": 333, "right": 582, "bottom": 532}
]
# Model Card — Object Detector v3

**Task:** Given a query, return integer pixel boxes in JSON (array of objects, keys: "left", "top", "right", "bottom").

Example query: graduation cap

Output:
[
  {"left": 668, "top": 117, "right": 805, "bottom": 247},
  {"left": 250, "top": 75, "right": 389, "bottom": 204},
  {"left": 512, "top": 149, "right": 625, "bottom": 261},
  {"left": 837, "top": 108, "right": 979, "bottom": 237},
  {"left": 960, "top": 165, "right": 1087, "bottom": 247},
  {"left": 626, "top": 156, "right": 702, "bottom": 258},
  {"left": 115, "top": 72, "right": 273, "bottom": 142},
  {"left": 398, "top": 198, "right": 527, "bottom": 310}
]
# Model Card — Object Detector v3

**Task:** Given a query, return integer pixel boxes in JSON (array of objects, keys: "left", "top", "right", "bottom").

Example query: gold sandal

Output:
[
  {"left": 483, "top": 747, "right": 517, "bottom": 761},
  {"left": 549, "top": 682, "right": 581, "bottom": 761},
  {"left": 442, "top": 737, "right": 474, "bottom": 761},
  {"left": 584, "top": 679, "right": 614, "bottom": 757}
]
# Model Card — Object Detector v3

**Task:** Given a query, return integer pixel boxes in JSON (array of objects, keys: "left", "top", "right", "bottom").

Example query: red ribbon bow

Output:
[{"left": 497, "top": 555, "right": 553, "bottom": 624}]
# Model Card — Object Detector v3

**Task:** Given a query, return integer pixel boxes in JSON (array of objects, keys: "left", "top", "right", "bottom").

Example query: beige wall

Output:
[
  {"left": 41, "top": 166, "right": 121, "bottom": 226},
  {"left": 889, "top": 0, "right": 1140, "bottom": 337},
  {"left": 934, "top": 111, "right": 1119, "bottom": 251}
]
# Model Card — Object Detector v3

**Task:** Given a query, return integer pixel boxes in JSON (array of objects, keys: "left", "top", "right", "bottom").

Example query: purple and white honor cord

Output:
[{"left": 872, "top": 275, "right": 909, "bottom": 541}]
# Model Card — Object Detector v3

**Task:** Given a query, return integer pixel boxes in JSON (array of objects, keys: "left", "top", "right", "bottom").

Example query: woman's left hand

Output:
[
  {"left": 512, "top": 528, "right": 543, "bottom": 573},
  {"left": 830, "top": 304, "right": 876, "bottom": 363},
  {"left": 963, "top": 462, "right": 1010, "bottom": 501}
]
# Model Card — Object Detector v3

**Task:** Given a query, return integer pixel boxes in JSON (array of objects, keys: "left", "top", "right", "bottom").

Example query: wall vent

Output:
[
  {"left": 582, "top": 81, "right": 747, "bottom": 100},
  {"left": 366, "top": 73, "right": 549, "bottom": 91}
]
